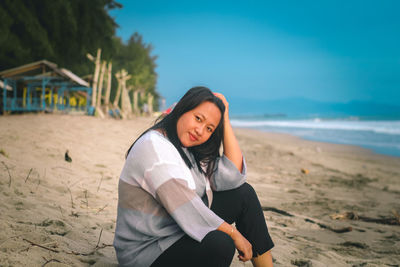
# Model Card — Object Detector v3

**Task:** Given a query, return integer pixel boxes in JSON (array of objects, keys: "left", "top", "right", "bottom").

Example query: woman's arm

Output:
[
  {"left": 217, "top": 222, "right": 253, "bottom": 262},
  {"left": 214, "top": 93, "right": 243, "bottom": 172}
]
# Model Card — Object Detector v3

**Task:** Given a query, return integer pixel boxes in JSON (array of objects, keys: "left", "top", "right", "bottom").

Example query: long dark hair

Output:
[{"left": 126, "top": 86, "right": 225, "bottom": 177}]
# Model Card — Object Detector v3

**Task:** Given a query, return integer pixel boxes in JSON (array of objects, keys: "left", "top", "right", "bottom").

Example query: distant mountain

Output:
[{"left": 229, "top": 97, "right": 400, "bottom": 118}]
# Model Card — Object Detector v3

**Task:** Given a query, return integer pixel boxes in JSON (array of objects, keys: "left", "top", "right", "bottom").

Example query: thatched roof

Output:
[{"left": 0, "top": 60, "right": 89, "bottom": 87}]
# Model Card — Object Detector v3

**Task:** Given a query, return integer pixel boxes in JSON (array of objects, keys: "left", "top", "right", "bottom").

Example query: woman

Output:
[{"left": 113, "top": 87, "right": 274, "bottom": 267}]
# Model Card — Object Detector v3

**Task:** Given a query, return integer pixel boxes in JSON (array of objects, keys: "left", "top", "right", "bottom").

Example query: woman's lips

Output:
[{"left": 189, "top": 132, "right": 198, "bottom": 142}]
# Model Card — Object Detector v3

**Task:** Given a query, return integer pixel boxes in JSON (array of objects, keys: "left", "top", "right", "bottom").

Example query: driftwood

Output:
[
  {"left": 339, "top": 241, "right": 368, "bottom": 249},
  {"left": 330, "top": 211, "right": 400, "bottom": 226},
  {"left": 23, "top": 239, "right": 59, "bottom": 253},
  {"left": 304, "top": 218, "right": 353, "bottom": 233},
  {"left": 262, "top": 206, "right": 294, "bottom": 217},
  {"left": 264, "top": 205, "right": 398, "bottom": 232},
  {"left": 262, "top": 206, "right": 353, "bottom": 233}
]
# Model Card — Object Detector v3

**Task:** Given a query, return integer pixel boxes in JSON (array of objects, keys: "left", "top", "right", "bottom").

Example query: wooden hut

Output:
[{"left": 0, "top": 60, "right": 91, "bottom": 114}]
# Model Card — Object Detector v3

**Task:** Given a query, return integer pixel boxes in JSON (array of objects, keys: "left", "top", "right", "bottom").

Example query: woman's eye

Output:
[
  {"left": 195, "top": 116, "right": 201, "bottom": 122},
  {"left": 207, "top": 127, "right": 213, "bottom": 132}
]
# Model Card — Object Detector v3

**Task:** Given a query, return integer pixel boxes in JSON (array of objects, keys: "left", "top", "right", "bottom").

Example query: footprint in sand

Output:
[{"left": 38, "top": 219, "right": 72, "bottom": 236}]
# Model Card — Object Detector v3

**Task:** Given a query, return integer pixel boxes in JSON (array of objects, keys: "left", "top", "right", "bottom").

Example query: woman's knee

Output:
[
  {"left": 239, "top": 182, "right": 258, "bottom": 199},
  {"left": 202, "top": 230, "right": 235, "bottom": 265}
]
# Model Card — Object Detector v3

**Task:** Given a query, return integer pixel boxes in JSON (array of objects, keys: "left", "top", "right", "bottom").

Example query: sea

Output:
[{"left": 230, "top": 115, "right": 400, "bottom": 157}]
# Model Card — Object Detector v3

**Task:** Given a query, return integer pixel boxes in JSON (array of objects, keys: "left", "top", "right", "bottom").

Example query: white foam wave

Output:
[{"left": 231, "top": 119, "right": 400, "bottom": 135}]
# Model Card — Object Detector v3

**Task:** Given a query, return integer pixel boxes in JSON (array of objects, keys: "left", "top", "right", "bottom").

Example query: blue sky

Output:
[{"left": 109, "top": 0, "right": 400, "bottom": 109}]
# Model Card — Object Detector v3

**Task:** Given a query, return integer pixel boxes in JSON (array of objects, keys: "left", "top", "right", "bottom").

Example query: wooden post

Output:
[
  {"left": 97, "top": 60, "right": 107, "bottom": 108},
  {"left": 104, "top": 61, "right": 112, "bottom": 114},
  {"left": 121, "top": 80, "right": 132, "bottom": 114},
  {"left": 127, "top": 86, "right": 134, "bottom": 114},
  {"left": 139, "top": 91, "right": 144, "bottom": 115},
  {"left": 23, "top": 87, "right": 27, "bottom": 108},
  {"left": 113, "top": 69, "right": 133, "bottom": 118},
  {"left": 133, "top": 90, "right": 139, "bottom": 115},
  {"left": 120, "top": 71, "right": 126, "bottom": 111},
  {"left": 87, "top": 48, "right": 101, "bottom": 108},
  {"left": 120, "top": 69, "right": 132, "bottom": 115},
  {"left": 147, "top": 92, "right": 153, "bottom": 115},
  {"left": 113, "top": 71, "right": 122, "bottom": 108}
]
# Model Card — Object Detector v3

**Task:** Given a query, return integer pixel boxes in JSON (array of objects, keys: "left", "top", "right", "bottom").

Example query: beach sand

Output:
[{"left": 0, "top": 114, "right": 399, "bottom": 266}]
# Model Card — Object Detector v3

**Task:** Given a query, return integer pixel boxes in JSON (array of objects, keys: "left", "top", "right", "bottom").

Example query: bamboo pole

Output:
[
  {"left": 91, "top": 49, "right": 101, "bottom": 108},
  {"left": 120, "top": 70, "right": 132, "bottom": 114},
  {"left": 147, "top": 92, "right": 153, "bottom": 115},
  {"left": 120, "top": 81, "right": 125, "bottom": 111},
  {"left": 139, "top": 91, "right": 144, "bottom": 114},
  {"left": 113, "top": 69, "right": 132, "bottom": 119},
  {"left": 96, "top": 60, "right": 107, "bottom": 108},
  {"left": 113, "top": 71, "right": 122, "bottom": 107},
  {"left": 120, "top": 70, "right": 126, "bottom": 111},
  {"left": 104, "top": 61, "right": 112, "bottom": 114},
  {"left": 121, "top": 79, "right": 132, "bottom": 114},
  {"left": 133, "top": 90, "right": 139, "bottom": 115}
]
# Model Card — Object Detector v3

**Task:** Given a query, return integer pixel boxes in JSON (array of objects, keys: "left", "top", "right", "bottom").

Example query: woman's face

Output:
[{"left": 176, "top": 101, "right": 222, "bottom": 147}]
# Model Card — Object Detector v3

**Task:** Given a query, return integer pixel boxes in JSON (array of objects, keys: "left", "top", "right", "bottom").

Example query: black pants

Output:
[{"left": 151, "top": 182, "right": 274, "bottom": 267}]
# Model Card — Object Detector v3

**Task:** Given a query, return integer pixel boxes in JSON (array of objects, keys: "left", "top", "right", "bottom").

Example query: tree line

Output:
[{"left": 0, "top": 0, "right": 158, "bottom": 109}]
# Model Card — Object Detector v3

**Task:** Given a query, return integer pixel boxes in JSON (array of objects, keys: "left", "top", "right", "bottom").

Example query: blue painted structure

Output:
[{"left": 1, "top": 60, "right": 92, "bottom": 114}]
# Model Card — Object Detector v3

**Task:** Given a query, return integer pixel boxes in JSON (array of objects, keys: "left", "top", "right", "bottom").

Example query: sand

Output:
[{"left": 0, "top": 114, "right": 399, "bottom": 266}]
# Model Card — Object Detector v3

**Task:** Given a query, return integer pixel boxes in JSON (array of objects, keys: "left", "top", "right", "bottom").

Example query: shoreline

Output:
[
  {"left": 236, "top": 126, "right": 400, "bottom": 161},
  {"left": 1, "top": 114, "right": 399, "bottom": 266},
  {"left": 230, "top": 118, "right": 400, "bottom": 159}
]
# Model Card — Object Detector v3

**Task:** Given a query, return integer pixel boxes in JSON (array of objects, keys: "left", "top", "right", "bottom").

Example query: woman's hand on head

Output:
[{"left": 213, "top": 92, "right": 229, "bottom": 117}]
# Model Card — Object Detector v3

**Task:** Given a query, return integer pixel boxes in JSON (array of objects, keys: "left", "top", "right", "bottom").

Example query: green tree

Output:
[
  {"left": 112, "top": 33, "right": 159, "bottom": 110},
  {"left": 0, "top": 0, "right": 121, "bottom": 75},
  {"left": 0, "top": 0, "right": 160, "bottom": 111}
]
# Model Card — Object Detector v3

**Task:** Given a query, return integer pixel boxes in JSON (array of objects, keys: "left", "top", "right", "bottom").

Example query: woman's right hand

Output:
[
  {"left": 213, "top": 92, "right": 229, "bottom": 118},
  {"left": 231, "top": 228, "right": 253, "bottom": 261}
]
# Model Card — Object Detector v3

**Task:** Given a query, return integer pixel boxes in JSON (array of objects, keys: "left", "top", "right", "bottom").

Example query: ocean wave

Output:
[{"left": 231, "top": 119, "right": 400, "bottom": 135}]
